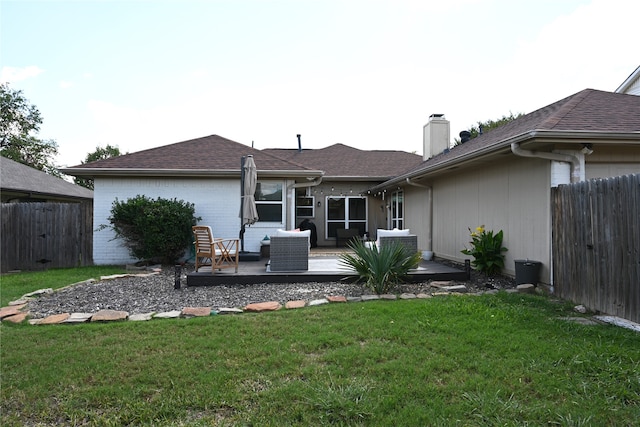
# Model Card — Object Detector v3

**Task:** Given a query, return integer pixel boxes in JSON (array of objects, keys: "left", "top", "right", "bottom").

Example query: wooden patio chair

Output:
[{"left": 192, "top": 225, "right": 239, "bottom": 273}]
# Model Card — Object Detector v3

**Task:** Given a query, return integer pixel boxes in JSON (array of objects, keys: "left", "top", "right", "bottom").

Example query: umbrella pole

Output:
[{"left": 240, "top": 156, "right": 246, "bottom": 252}]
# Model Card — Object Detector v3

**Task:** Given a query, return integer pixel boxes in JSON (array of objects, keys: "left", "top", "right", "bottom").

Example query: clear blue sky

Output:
[{"left": 1, "top": 0, "right": 638, "bottom": 168}]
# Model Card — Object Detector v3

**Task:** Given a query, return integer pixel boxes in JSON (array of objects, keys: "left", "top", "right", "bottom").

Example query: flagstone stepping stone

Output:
[
  {"left": 39, "top": 313, "right": 71, "bottom": 325},
  {"left": 154, "top": 310, "right": 182, "bottom": 319},
  {"left": 218, "top": 308, "right": 243, "bottom": 315},
  {"left": 327, "top": 295, "right": 347, "bottom": 303},
  {"left": 285, "top": 300, "right": 306, "bottom": 309},
  {"left": 0, "top": 304, "right": 26, "bottom": 319},
  {"left": 361, "top": 295, "right": 380, "bottom": 301},
  {"left": 443, "top": 285, "right": 468, "bottom": 293},
  {"left": 23, "top": 288, "right": 53, "bottom": 297},
  {"left": 3, "top": 312, "right": 29, "bottom": 323},
  {"left": 516, "top": 284, "right": 536, "bottom": 294},
  {"left": 430, "top": 281, "right": 452, "bottom": 288},
  {"left": 63, "top": 313, "right": 94, "bottom": 323},
  {"left": 244, "top": 301, "right": 282, "bottom": 312},
  {"left": 9, "top": 298, "right": 32, "bottom": 305},
  {"left": 400, "top": 293, "right": 417, "bottom": 299},
  {"left": 129, "top": 313, "right": 155, "bottom": 321},
  {"left": 309, "top": 298, "right": 329, "bottom": 306},
  {"left": 181, "top": 307, "right": 213, "bottom": 317},
  {"left": 91, "top": 310, "right": 128, "bottom": 322}
]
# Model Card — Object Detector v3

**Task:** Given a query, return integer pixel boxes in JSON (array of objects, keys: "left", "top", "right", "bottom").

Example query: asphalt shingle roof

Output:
[
  {"left": 1, "top": 157, "right": 93, "bottom": 200},
  {"left": 398, "top": 88, "right": 640, "bottom": 178},
  {"left": 66, "top": 135, "right": 315, "bottom": 173},
  {"left": 263, "top": 144, "right": 423, "bottom": 179}
]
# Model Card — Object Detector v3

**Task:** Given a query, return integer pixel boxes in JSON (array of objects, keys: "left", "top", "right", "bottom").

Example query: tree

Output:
[
  {"left": 455, "top": 112, "right": 524, "bottom": 145},
  {"left": 74, "top": 144, "right": 123, "bottom": 189},
  {"left": 0, "top": 83, "right": 61, "bottom": 176}
]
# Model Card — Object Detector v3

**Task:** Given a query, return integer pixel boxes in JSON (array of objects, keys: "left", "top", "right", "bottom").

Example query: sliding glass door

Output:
[{"left": 326, "top": 196, "right": 367, "bottom": 239}]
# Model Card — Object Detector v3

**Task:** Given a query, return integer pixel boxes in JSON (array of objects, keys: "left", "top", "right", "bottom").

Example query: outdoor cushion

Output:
[
  {"left": 274, "top": 229, "right": 311, "bottom": 238},
  {"left": 375, "top": 228, "right": 410, "bottom": 248}
]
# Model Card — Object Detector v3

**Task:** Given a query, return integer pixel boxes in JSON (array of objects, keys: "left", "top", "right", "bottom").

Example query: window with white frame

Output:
[
  {"left": 391, "top": 190, "right": 404, "bottom": 229},
  {"left": 296, "top": 188, "right": 315, "bottom": 218},
  {"left": 255, "top": 181, "right": 284, "bottom": 223},
  {"left": 326, "top": 196, "right": 367, "bottom": 238}
]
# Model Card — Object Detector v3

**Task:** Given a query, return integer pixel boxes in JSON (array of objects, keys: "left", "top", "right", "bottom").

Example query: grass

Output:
[
  {"left": 1, "top": 269, "right": 640, "bottom": 425},
  {"left": 0, "top": 265, "right": 127, "bottom": 307}
]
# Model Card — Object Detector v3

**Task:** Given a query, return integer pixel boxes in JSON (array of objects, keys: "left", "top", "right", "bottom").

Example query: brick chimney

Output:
[{"left": 423, "top": 114, "right": 450, "bottom": 161}]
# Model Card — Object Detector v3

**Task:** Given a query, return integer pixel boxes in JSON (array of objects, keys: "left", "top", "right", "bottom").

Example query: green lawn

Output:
[{"left": 1, "top": 269, "right": 639, "bottom": 426}]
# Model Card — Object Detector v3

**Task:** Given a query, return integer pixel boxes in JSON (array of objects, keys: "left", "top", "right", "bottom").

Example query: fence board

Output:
[
  {"left": 1, "top": 202, "right": 93, "bottom": 272},
  {"left": 552, "top": 174, "right": 639, "bottom": 323}
]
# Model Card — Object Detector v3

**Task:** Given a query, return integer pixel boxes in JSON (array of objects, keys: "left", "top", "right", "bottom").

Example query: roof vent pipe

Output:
[{"left": 297, "top": 134, "right": 302, "bottom": 152}]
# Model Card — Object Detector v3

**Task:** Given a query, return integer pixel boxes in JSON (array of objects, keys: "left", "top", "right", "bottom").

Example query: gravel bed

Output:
[{"left": 25, "top": 262, "right": 516, "bottom": 318}]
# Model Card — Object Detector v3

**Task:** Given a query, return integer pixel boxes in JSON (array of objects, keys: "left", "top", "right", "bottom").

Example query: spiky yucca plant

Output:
[{"left": 339, "top": 239, "right": 421, "bottom": 295}]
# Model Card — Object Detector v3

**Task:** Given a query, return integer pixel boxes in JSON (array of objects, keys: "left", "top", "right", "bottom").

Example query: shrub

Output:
[
  {"left": 339, "top": 239, "right": 421, "bottom": 294},
  {"left": 461, "top": 225, "right": 507, "bottom": 276},
  {"left": 105, "top": 195, "right": 201, "bottom": 264}
]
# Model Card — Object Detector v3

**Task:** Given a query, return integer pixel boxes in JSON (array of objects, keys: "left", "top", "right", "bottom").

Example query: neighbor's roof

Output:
[
  {"left": 1, "top": 156, "right": 94, "bottom": 200},
  {"left": 374, "top": 89, "right": 640, "bottom": 190},
  {"left": 616, "top": 65, "right": 640, "bottom": 94},
  {"left": 263, "top": 144, "right": 423, "bottom": 180},
  {"left": 62, "top": 135, "right": 323, "bottom": 178}
]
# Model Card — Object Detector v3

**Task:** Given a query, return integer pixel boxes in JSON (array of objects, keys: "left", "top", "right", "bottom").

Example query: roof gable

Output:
[
  {"left": 263, "top": 143, "right": 422, "bottom": 178},
  {"left": 393, "top": 89, "right": 640, "bottom": 181},
  {"left": 64, "top": 135, "right": 318, "bottom": 176}
]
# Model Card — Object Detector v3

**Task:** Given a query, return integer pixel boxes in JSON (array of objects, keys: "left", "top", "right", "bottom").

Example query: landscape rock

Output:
[
  {"left": 516, "top": 284, "right": 536, "bottom": 294},
  {"left": 327, "top": 295, "right": 347, "bottom": 303},
  {"left": 309, "top": 298, "right": 329, "bottom": 306},
  {"left": 0, "top": 304, "right": 26, "bottom": 319},
  {"left": 129, "top": 313, "right": 155, "bottom": 321},
  {"left": 218, "top": 307, "right": 243, "bottom": 315},
  {"left": 574, "top": 305, "right": 587, "bottom": 314},
  {"left": 361, "top": 295, "right": 380, "bottom": 301},
  {"left": 429, "top": 281, "right": 452, "bottom": 288},
  {"left": 3, "top": 312, "right": 29, "bottom": 323},
  {"left": 244, "top": 301, "right": 282, "bottom": 312},
  {"left": 23, "top": 288, "right": 53, "bottom": 298},
  {"left": 416, "top": 293, "right": 432, "bottom": 299},
  {"left": 91, "top": 310, "right": 129, "bottom": 322},
  {"left": 399, "top": 293, "right": 417, "bottom": 299},
  {"left": 154, "top": 310, "right": 182, "bottom": 319},
  {"left": 285, "top": 300, "right": 306, "bottom": 309},
  {"left": 39, "top": 313, "right": 71, "bottom": 325},
  {"left": 380, "top": 294, "right": 397, "bottom": 300},
  {"left": 63, "top": 313, "right": 94, "bottom": 323},
  {"left": 181, "top": 307, "right": 212, "bottom": 317},
  {"left": 443, "top": 285, "right": 468, "bottom": 293}
]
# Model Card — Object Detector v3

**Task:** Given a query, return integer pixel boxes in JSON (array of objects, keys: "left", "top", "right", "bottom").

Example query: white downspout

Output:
[
  {"left": 286, "top": 177, "right": 323, "bottom": 229},
  {"left": 405, "top": 178, "right": 433, "bottom": 251},
  {"left": 510, "top": 142, "right": 581, "bottom": 183},
  {"left": 510, "top": 142, "right": 583, "bottom": 294}
]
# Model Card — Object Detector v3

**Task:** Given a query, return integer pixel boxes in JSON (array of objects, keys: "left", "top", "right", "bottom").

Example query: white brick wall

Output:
[{"left": 93, "top": 177, "right": 285, "bottom": 264}]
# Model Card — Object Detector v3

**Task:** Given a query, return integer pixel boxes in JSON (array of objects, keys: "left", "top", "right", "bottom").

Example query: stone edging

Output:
[{"left": 1, "top": 276, "right": 543, "bottom": 325}]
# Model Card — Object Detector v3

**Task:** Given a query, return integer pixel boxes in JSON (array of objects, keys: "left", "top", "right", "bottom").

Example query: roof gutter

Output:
[
  {"left": 60, "top": 168, "right": 324, "bottom": 179},
  {"left": 510, "top": 142, "right": 581, "bottom": 182}
]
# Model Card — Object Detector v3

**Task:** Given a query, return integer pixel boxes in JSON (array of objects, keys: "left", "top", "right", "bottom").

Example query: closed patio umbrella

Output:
[{"left": 239, "top": 155, "right": 258, "bottom": 252}]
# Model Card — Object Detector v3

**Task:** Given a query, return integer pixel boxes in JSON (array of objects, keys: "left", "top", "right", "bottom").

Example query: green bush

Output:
[
  {"left": 339, "top": 239, "right": 421, "bottom": 294},
  {"left": 461, "top": 225, "right": 508, "bottom": 276},
  {"left": 105, "top": 195, "right": 201, "bottom": 264}
]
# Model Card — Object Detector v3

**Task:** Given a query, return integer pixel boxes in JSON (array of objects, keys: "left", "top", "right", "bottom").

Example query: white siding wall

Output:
[
  {"left": 406, "top": 157, "right": 553, "bottom": 283},
  {"left": 93, "top": 177, "right": 285, "bottom": 264}
]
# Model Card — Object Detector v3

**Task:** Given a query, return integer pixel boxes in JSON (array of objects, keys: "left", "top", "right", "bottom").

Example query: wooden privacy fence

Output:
[
  {"left": 551, "top": 174, "right": 639, "bottom": 323},
  {"left": 1, "top": 202, "right": 93, "bottom": 272}
]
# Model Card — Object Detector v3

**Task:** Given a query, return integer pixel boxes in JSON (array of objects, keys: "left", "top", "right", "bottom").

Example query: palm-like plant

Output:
[{"left": 339, "top": 239, "right": 422, "bottom": 295}]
